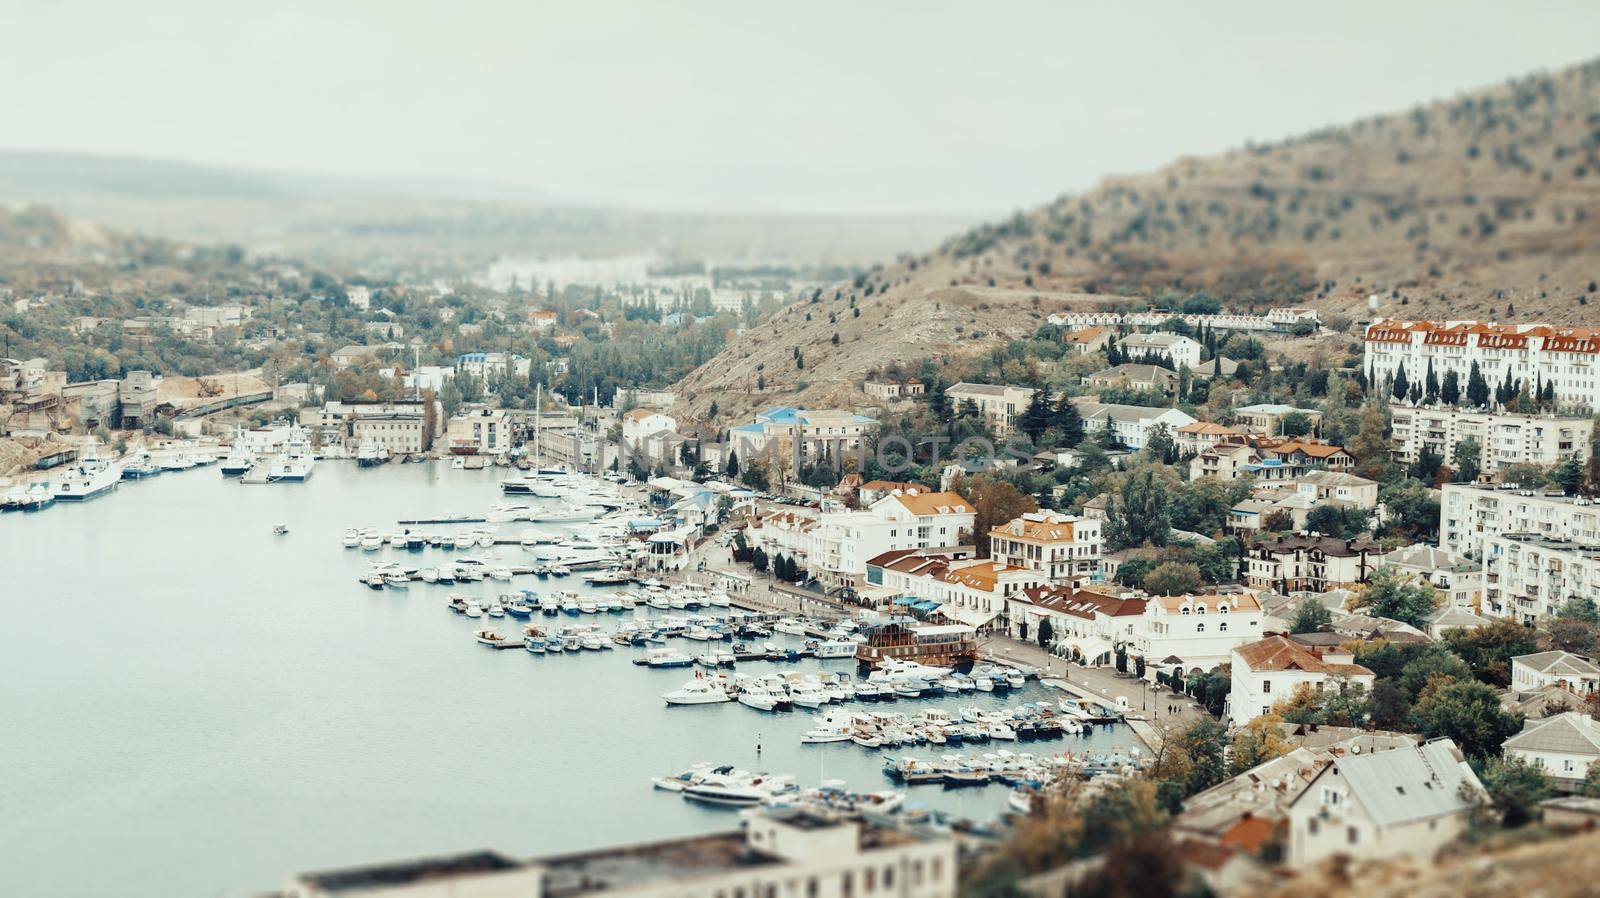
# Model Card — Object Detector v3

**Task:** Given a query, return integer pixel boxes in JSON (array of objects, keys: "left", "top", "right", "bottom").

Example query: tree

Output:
[
  {"left": 1391, "top": 362, "right": 1409, "bottom": 401},
  {"left": 1423, "top": 359, "right": 1439, "bottom": 405},
  {"left": 1289, "top": 599, "right": 1333, "bottom": 634},
  {"left": 1145, "top": 424, "right": 1177, "bottom": 464},
  {"left": 951, "top": 475, "right": 1038, "bottom": 557},
  {"left": 1397, "top": 643, "right": 1473, "bottom": 696},
  {"left": 1558, "top": 596, "right": 1600, "bottom": 625},
  {"left": 1365, "top": 679, "right": 1412, "bottom": 730},
  {"left": 1144, "top": 562, "right": 1202, "bottom": 597},
  {"left": 1452, "top": 437, "right": 1481, "bottom": 483},
  {"left": 1104, "top": 470, "right": 1171, "bottom": 550},
  {"left": 1552, "top": 454, "right": 1585, "bottom": 495},
  {"left": 1479, "top": 756, "right": 1551, "bottom": 827},
  {"left": 1361, "top": 567, "right": 1437, "bottom": 628},
  {"left": 1019, "top": 389, "right": 1052, "bottom": 444},
  {"left": 1280, "top": 411, "right": 1313, "bottom": 438},
  {"left": 1053, "top": 394, "right": 1085, "bottom": 447},
  {"left": 1410, "top": 678, "right": 1523, "bottom": 761},
  {"left": 724, "top": 448, "right": 739, "bottom": 478},
  {"left": 751, "top": 546, "right": 768, "bottom": 572},
  {"left": 1037, "top": 617, "right": 1054, "bottom": 648},
  {"left": 1442, "top": 620, "right": 1541, "bottom": 687},
  {"left": 1466, "top": 360, "right": 1490, "bottom": 408},
  {"left": 1440, "top": 369, "right": 1461, "bottom": 406}
]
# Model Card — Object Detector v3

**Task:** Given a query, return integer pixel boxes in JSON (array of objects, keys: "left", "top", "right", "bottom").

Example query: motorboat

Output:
[
  {"left": 737, "top": 684, "right": 791, "bottom": 712},
  {"left": 813, "top": 641, "right": 856, "bottom": 659},
  {"left": 786, "top": 679, "right": 829, "bottom": 709},
  {"left": 528, "top": 503, "right": 603, "bottom": 523},
  {"left": 772, "top": 619, "right": 808, "bottom": 637},
  {"left": 121, "top": 454, "right": 161, "bottom": 479},
  {"left": 464, "top": 601, "right": 484, "bottom": 618},
  {"left": 160, "top": 454, "right": 196, "bottom": 472},
  {"left": 0, "top": 486, "right": 26, "bottom": 510},
  {"left": 520, "top": 528, "right": 560, "bottom": 547},
  {"left": 582, "top": 568, "right": 631, "bottom": 585},
  {"left": 641, "top": 648, "right": 694, "bottom": 668},
  {"left": 488, "top": 566, "right": 514, "bottom": 581},
  {"left": 384, "top": 573, "right": 410, "bottom": 589},
  {"left": 342, "top": 529, "right": 361, "bottom": 548},
  {"left": 486, "top": 601, "right": 505, "bottom": 618},
  {"left": 364, "top": 574, "right": 386, "bottom": 589},
  {"left": 682, "top": 772, "right": 795, "bottom": 807},
  {"left": 266, "top": 427, "right": 315, "bottom": 482},
  {"left": 652, "top": 763, "right": 720, "bottom": 792},
  {"left": 361, "top": 533, "right": 384, "bottom": 551},
  {"left": 273, "top": 525, "right": 290, "bottom": 536},
  {"left": 53, "top": 445, "right": 121, "bottom": 501},
  {"left": 474, "top": 628, "right": 507, "bottom": 647},
  {"left": 355, "top": 442, "right": 390, "bottom": 468}
]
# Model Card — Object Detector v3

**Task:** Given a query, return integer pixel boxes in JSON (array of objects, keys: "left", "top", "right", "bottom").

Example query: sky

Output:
[{"left": 4, "top": 1, "right": 1599, "bottom": 216}]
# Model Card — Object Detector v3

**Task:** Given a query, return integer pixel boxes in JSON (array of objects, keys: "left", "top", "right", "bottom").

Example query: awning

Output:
[
  {"left": 1065, "top": 636, "right": 1112, "bottom": 661},
  {"left": 912, "top": 600, "right": 940, "bottom": 611},
  {"left": 942, "top": 606, "right": 998, "bottom": 629}
]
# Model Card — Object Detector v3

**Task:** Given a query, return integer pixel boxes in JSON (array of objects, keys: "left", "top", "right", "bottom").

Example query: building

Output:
[
  {"left": 858, "top": 480, "right": 923, "bottom": 507},
  {"left": 1288, "top": 471, "right": 1380, "bottom": 511},
  {"left": 1175, "top": 422, "right": 1244, "bottom": 457},
  {"left": 1233, "top": 404, "right": 1323, "bottom": 437},
  {"left": 1511, "top": 651, "right": 1600, "bottom": 695},
  {"left": 1503, "top": 711, "right": 1600, "bottom": 790},
  {"left": 1284, "top": 739, "right": 1485, "bottom": 868},
  {"left": 117, "top": 370, "right": 158, "bottom": 428},
  {"left": 1189, "top": 441, "right": 1260, "bottom": 481},
  {"left": 1256, "top": 439, "right": 1354, "bottom": 472},
  {"left": 1483, "top": 533, "right": 1600, "bottom": 623},
  {"left": 1247, "top": 535, "right": 1387, "bottom": 594},
  {"left": 863, "top": 379, "right": 924, "bottom": 401},
  {"left": 1364, "top": 319, "right": 1600, "bottom": 414},
  {"left": 303, "top": 400, "right": 432, "bottom": 455},
  {"left": 1084, "top": 364, "right": 1178, "bottom": 396},
  {"left": 331, "top": 344, "right": 383, "bottom": 370},
  {"left": 1005, "top": 585, "right": 1145, "bottom": 665},
  {"left": 1389, "top": 405, "right": 1593, "bottom": 472},
  {"left": 1227, "top": 635, "right": 1375, "bottom": 725},
  {"left": 1063, "top": 326, "right": 1112, "bottom": 355},
  {"left": 729, "top": 407, "right": 879, "bottom": 468},
  {"left": 1441, "top": 481, "right": 1600, "bottom": 561},
  {"left": 1118, "top": 332, "right": 1203, "bottom": 369},
  {"left": 943, "top": 383, "right": 1035, "bottom": 435},
  {"left": 1138, "top": 591, "right": 1266, "bottom": 674},
  {"left": 456, "top": 352, "right": 530, "bottom": 382},
  {"left": 987, "top": 511, "right": 1101, "bottom": 581},
  {"left": 751, "top": 490, "right": 976, "bottom": 589},
  {"left": 1075, "top": 400, "right": 1197, "bottom": 450},
  {"left": 1048, "top": 307, "right": 1320, "bottom": 334},
  {"left": 622, "top": 409, "right": 677, "bottom": 453},
  {"left": 865, "top": 551, "right": 1047, "bottom": 631},
  {"left": 530, "top": 309, "right": 558, "bottom": 330},
  {"left": 446, "top": 407, "right": 509, "bottom": 455},
  {"left": 274, "top": 807, "right": 956, "bottom": 898},
  {"left": 1386, "top": 543, "right": 1483, "bottom": 612}
]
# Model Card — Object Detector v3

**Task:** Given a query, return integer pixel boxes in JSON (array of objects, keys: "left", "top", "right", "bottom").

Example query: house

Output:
[
  {"left": 445, "top": 407, "right": 509, "bottom": 455},
  {"left": 1246, "top": 535, "right": 1387, "bottom": 594},
  {"left": 987, "top": 511, "right": 1102, "bottom": 581},
  {"left": 1138, "top": 591, "right": 1265, "bottom": 674},
  {"left": 944, "top": 383, "right": 1035, "bottom": 435},
  {"left": 1227, "top": 635, "right": 1375, "bottom": 725},
  {"left": 1364, "top": 318, "right": 1600, "bottom": 414},
  {"left": 1118, "top": 332, "right": 1203, "bottom": 369},
  {"left": 1075, "top": 400, "right": 1197, "bottom": 450},
  {"left": 753, "top": 490, "right": 976, "bottom": 589},
  {"left": 1175, "top": 422, "right": 1244, "bottom": 457},
  {"left": 622, "top": 409, "right": 677, "bottom": 452},
  {"left": 277, "top": 806, "right": 956, "bottom": 898},
  {"left": 1418, "top": 604, "right": 1492, "bottom": 640},
  {"left": 1503, "top": 712, "right": 1600, "bottom": 790},
  {"left": 1511, "top": 651, "right": 1600, "bottom": 695},
  {"left": 1189, "top": 441, "right": 1260, "bottom": 481},
  {"left": 1233, "top": 404, "right": 1323, "bottom": 437},
  {"left": 858, "top": 480, "right": 924, "bottom": 507},
  {"left": 729, "top": 406, "right": 880, "bottom": 468},
  {"left": 1284, "top": 739, "right": 1486, "bottom": 868},
  {"left": 863, "top": 378, "right": 924, "bottom": 401},
  {"left": 456, "top": 352, "right": 530, "bottom": 382},
  {"left": 1063, "top": 326, "right": 1112, "bottom": 355},
  {"left": 1005, "top": 585, "right": 1146, "bottom": 664},
  {"left": 530, "top": 309, "right": 558, "bottom": 330},
  {"left": 1386, "top": 543, "right": 1483, "bottom": 613},
  {"left": 867, "top": 553, "right": 1048, "bottom": 632},
  {"left": 331, "top": 344, "right": 381, "bottom": 370},
  {"left": 1257, "top": 439, "right": 1353, "bottom": 471},
  {"left": 1288, "top": 470, "right": 1379, "bottom": 511},
  {"left": 1084, "top": 364, "right": 1178, "bottom": 396}
]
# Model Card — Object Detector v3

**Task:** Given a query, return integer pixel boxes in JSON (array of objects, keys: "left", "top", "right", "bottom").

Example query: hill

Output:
[{"left": 675, "top": 58, "right": 1600, "bottom": 421}]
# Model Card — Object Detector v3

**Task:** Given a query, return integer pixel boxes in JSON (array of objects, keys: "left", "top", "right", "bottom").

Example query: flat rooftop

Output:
[
  {"left": 540, "top": 831, "right": 779, "bottom": 898},
  {"left": 295, "top": 850, "right": 521, "bottom": 893}
]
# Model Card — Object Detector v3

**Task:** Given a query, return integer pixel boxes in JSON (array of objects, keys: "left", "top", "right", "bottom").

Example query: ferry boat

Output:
[
  {"left": 855, "top": 621, "right": 977, "bottom": 670},
  {"left": 355, "top": 442, "right": 390, "bottom": 468},
  {"left": 53, "top": 446, "right": 122, "bottom": 501}
]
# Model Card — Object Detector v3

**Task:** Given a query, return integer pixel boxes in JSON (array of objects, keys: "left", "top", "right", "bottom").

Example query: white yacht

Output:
[
  {"left": 529, "top": 503, "right": 603, "bottom": 524},
  {"left": 53, "top": 445, "right": 122, "bottom": 501},
  {"left": 355, "top": 442, "right": 390, "bottom": 468},
  {"left": 267, "top": 427, "right": 316, "bottom": 482}
]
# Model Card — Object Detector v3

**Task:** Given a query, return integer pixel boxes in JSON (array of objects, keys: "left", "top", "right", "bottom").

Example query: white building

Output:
[
  {"left": 750, "top": 489, "right": 976, "bottom": 589},
  {"left": 729, "top": 406, "right": 879, "bottom": 468},
  {"left": 1287, "top": 471, "right": 1380, "bottom": 511},
  {"left": 1004, "top": 585, "right": 1147, "bottom": 665},
  {"left": 1284, "top": 739, "right": 1485, "bottom": 868},
  {"left": 1441, "top": 482, "right": 1600, "bottom": 560},
  {"left": 1385, "top": 543, "right": 1483, "bottom": 613},
  {"left": 1503, "top": 711, "right": 1600, "bottom": 789},
  {"left": 1075, "top": 400, "right": 1197, "bottom": 450},
  {"left": 943, "top": 383, "right": 1036, "bottom": 435},
  {"left": 1389, "top": 405, "right": 1593, "bottom": 471},
  {"left": 1364, "top": 319, "right": 1600, "bottom": 413},
  {"left": 403, "top": 366, "right": 454, "bottom": 393},
  {"left": 987, "top": 511, "right": 1101, "bottom": 581},
  {"left": 277, "top": 807, "right": 956, "bottom": 898},
  {"left": 1483, "top": 534, "right": 1600, "bottom": 623},
  {"left": 622, "top": 409, "right": 677, "bottom": 449},
  {"left": 865, "top": 552, "right": 1046, "bottom": 632},
  {"left": 1227, "top": 635, "right": 1375, "bottom": 726},
  {"left": 1118, "top": 332, "right": 1203, "bottom": 370},
  {"left": 446, "top": 407, "right": 509, "bottom": 455},
  {"left": 1137, "top": 592, "right": 1265, "bottom": 674},
  {"left": 456, "top": 352, "right": 531, "bottom": 383},
  {"left": 1046, "top": 308, "right": 1319, "bottom": 334},
  {"left": 301, "top": 400, "right": 432, "bottom": 455},
  {"left": 1246, "top": 535, "right": 1388, "bottom": 594},
  {"left": 1510, "top": 651, "right": 1600, "bottom": 695}
]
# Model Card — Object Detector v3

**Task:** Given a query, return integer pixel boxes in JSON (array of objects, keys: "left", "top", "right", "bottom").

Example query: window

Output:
[
  {"left": 1262, "top": 679, "right": 1271, "bottom": 693},
  {"left": 1308, "top": 818, "right": 1319, "bottom": 835},
  {"left": 1347, "top": 826, "right": 1359, "bottom": 845},
  {"left": 883, "top": 867, "right": 894, "bottom": 887},
  {"left": 841, "top": 873, "right": 853, "bottom": 898},
  {"left": 864, "top": 869, "right": 876, "bottom": 892}
]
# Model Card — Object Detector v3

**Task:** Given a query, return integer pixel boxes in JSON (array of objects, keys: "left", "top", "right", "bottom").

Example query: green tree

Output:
[
  {"left": 1280, "top": 411, "right": 1313, "bottom": 438},
  {"left": 1409, "top": 678, "right": 1523, "bottom": 761},
  {"left": 1289, "top": 599, "right": 1333, "bottom": 634},
  {"left": 1441, "top": 620, "right": 1541, "bottom": 687},
  {"left": 1397, "top": 643, "right": 1472, "bottom": 696},
  {"left": 1143, "top": 562, "right": 1202, "bottom": 597},
  {"left": 1053, "top": 394, "right": 1085, "bottom": 447},
  {"left": 1465, "top": 360, "right": 1490, "bottom": 408},
  {"left": 1365, "top": 678, "right": 1412, "bottom": 730},
  {"left": 1551, "top": 454, "right": 1585, "bottom": 495},
  {"left": 1452, "top": 437, "right": 1481, "bottom": 483},
  {"left": 1391, "top": 362, "right": 1409, "bottom": 401},
  {"left": 1479, "top": 756, "right": 1551, "bottom": 828},
  {"left": 1440, "top": 369, "right": 1461, "bottom": 406},
  {"left": 1019, "top": 389, "right": 1052, "bottom": 444}
]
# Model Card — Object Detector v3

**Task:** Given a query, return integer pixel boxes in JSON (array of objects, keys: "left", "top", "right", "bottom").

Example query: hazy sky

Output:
[{"left": 5, "top": 1, "right": 1598, "bottom": 215}]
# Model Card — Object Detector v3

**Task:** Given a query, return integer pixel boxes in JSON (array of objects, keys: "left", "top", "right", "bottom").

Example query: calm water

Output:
[{"left": 0, "top": 462, "right": 1135, "bottom": 898}]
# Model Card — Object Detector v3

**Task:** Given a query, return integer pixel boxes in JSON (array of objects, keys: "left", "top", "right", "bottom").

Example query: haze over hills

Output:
[
  {"left": 674, "top": 58, "right": 1600, "bottom": 420},
  {"left": 0, "top": 151, "right": 975, "bottom": 270}
]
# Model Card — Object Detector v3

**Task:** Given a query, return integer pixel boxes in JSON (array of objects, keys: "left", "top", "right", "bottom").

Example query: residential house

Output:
[
  {"left": 1190, "top": 441, "right": 1260, "bottom": 481},
  {"left": 729, "top": 406, "right": 879, "bottom": 467},
  {"left": 1389, "top": 405, "right": 1593, "bottom": 473},
  {"left": 331, "top": 344, "right": 381, "bottom": 371},
  {"left": 1246, "top": 535, "right": 1387, "bottom": 594},
  {"left": 1386, "top": 543, "right": 1483, "bottom": 613},
  {"left": 1138, "top": 591, "right": 1266, "bottom": 674},
  {"left": 445, "top": 407, "right": 509, "bottom": 455},
  {"left": 944, "top": 383, "right": 1035, "bottom": 435},
  {"left": 1005, "top": 585, "right": 1146, "bottom": 665},
  {"left": 987, "top": 511, "right": 1102, "bottom": 581},
  {"left": 863, "top": 379, "right": 924, "bottom": 401},
  {"left": 1084, "top": 364, "right": 1178, "bottom": 396},
  {"left": 1227, "top": 635, "right": 1376, "bottom": 725},
  {"left": 1063, "top": 326, "right": 1112, "bottom": 355},
  {"left": 1511, "top": 652, "right": 1600, "bottom": 695},
  {"left": 1482, "top": 533, "right": 1600, "bottom": 624},
  {"left": 1442, "top": 481, "right": 1600, "bottom": 561},
  {"left": 1284, "top": 739, "right": 1485, "bottom": 868},
  {"left": 622, "top": 409, "right": 677, "bottom": 460},
  {"left": 1364, "top": 319, "right": 1600, "bottom": 414},
  {"left": 1119, "top": 332, "right": 1203, "bottom": 369},
  {"left": 753, "top": 490, "right": 976, "bottom": 590},
  {"left": 1288, "top": 471, "right": 1380, "bottom": 511},
  {"left": 456, "top": 352, "right": 530, "bottom": 382},
  {"left": 1233, "top": 404, "right": 1323, "bottom": 437},
  {"left": 1176, "top": 422, "right": 1244, "bottom": 457},
  {"left": 1502, "top": 712, "right": 1600, "bottom": 790},
  {"left": 1075, "top": 400, "right": 1197, "bottom": 450},
  {"left": 1257, "top": 439, "right": 1354, "bottom": 472}
]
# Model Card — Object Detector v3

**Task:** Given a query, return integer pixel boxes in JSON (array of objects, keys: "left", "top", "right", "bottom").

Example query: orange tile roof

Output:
[
  {"left": 990, "top": 517, "right": 1075, "bottom": 543},
  {"left": 1177, "top": 422, "right": 1241, "bottom": 435},
  {"left": 1065, "top": 326, "right": 1110, "bottom": 344},
  {"left": 1152, "top": 592, "right": 1263, "bottom": 613},
  {"left": 938, "top": 562, "right": 1026, "bottom": 592},
  {"left": 1234, "top": 635, "right": 1372, "bottom": 677},
  {"left": 893, "top": 490, "right": 973, "bottom": 516}
]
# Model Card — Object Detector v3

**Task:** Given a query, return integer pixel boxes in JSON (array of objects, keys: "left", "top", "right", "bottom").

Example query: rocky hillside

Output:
[{"left": 676, "top": 58, "right": 1600, "bottom": 421}]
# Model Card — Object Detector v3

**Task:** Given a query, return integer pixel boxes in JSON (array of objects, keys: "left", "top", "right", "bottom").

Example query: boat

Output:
[
  {"left": 772, "top": 619, "right": 808, "bottom": 636},
  {"left": 384, "top": 573, "right": 410, "bottom": 589},
  {"left": 0, "top": 486, "right": 26, "bottom": 511},
  {"left": 641, "top": 648, "right": 694, "bottom": 668},
  {"left": 474, "top": 628, "right": 507, "bottom": 647},
  {"left": 159, "top": 454, "right": 196, "bottom": 472},
  {"left": 488, "top": 566, "right": 514, "bottom": 581},
  {"left": 786, "top": 679, "right": 829, "bottom": 709},
  {"left": 505, "top": 600, "right": 533, "bottom": 618},
  {"left": 53, "top": 445, "right": 121, "bottom": 501},
  {"left": 464, "top": 601, "right": 484, "bottom": 618},
  {"left": 360, "top": 533, "right": 384, "bottom": 551},
  {"left": 682, "top": 772, "right": 795, "bottom": 807},
  {"left": 486, "top": 601, "right": 505, "bottom": 618},
  {"left": 219, "top": 436, "right": 255, "bottom": 476},
  {"left": 364, "top": 574, "right": 386, "bottom": 589},
  {"left": 652, "top": 763, "right": 720, "bottom": 792},
  {"left": 528, "top": 503, "right": 602, "bottom": 523},
  {"left": 265, "top": 427, "right": 316, "bottom": 482},
  {"left": 813, "top": 640, "right": 856, "bottom": 659},
  {"left": 121, "top": 454, "right": 161, "bottom": 479},
  {"left": 272, "top": 525, "right": 290, "bottom": 535},
  {"left": 355, "top": 442, "right": 391, "bottom": 468},
  {"left": 582, "top": 568, "right": 632, "bottom": 585},
  {"left": 663, "top": 675, "right": 732, "bottom": 705},
  {"left": 737, "top": 684, "right": 791, "bottom": 712}
]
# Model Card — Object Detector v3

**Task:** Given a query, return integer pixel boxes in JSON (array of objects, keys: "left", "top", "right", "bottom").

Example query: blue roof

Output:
[
  {"left": 731, "top": 423, "right": 765, "bottom": 434},
  {"left": 756, "top": 406, "right": 800, "bottom": 424}
]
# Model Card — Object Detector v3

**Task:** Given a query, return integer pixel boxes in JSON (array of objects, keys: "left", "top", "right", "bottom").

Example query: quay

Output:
[{"left": 396, "top": 515, "right": 487, "bottom": 525}]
